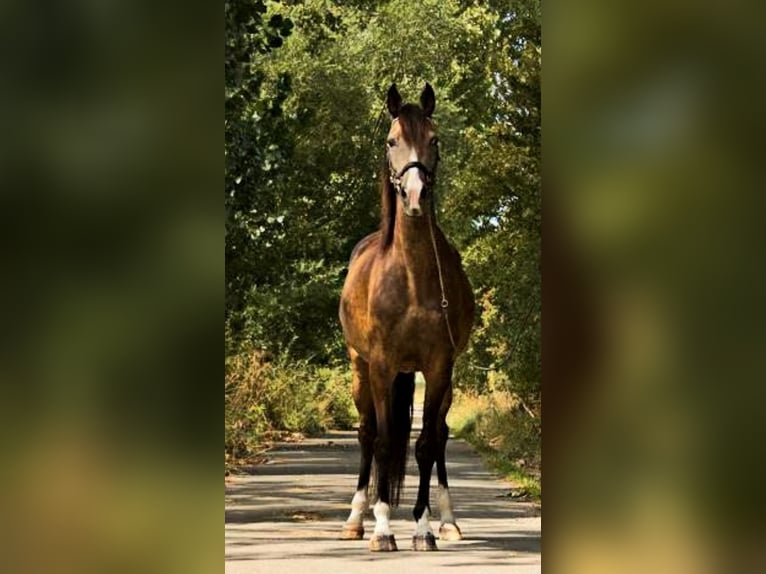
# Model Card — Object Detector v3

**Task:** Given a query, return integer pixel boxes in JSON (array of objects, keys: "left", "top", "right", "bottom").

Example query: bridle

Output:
[
  {"left": 385, "top": 140, "right": 456, "bottom": 351},
  {"left": 388, "top": 161, "right": 436, "bottom": 198}
]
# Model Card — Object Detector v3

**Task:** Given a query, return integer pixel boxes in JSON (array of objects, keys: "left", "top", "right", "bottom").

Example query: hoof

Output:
[
  {"left": 369, "top": 534, "right": 398, "bottom": 552},
  {"left": 412, "top": 532, "right": 438, "bottom": 551},
  {"left": 339, "top": 524, "right": 364, "bottom": 540},
  {"left": 439, "top": 522, "right": 463, "bottom": 541}
]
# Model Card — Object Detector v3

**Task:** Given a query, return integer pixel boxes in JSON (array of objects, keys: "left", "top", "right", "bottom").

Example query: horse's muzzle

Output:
[
  {"left": 401, "top": 186, "right": 427, "bottom": 217},
  {"left": 404, "top": 206, "right": 423, "bottom": 217}
]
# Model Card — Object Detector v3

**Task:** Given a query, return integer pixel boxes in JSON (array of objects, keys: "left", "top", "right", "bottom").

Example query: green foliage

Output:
[
  {"left": 225, "top": 0, "right": 298, "bottom": 351},
  {"left": 314, "top": 367, "right": 358, "bottom": 430},
  {"left": 225, "top": 351, "right": 357, "bottom": 468},
  {"left": 446, "top": 0, "right": 541, "bottom": 411},
  {"left": 448, "top": 389, "right": 541, "bottom": 499},
  {"left": 239, "top": 260, "right": 346, "bottom": 358},
  {"left": 224, "top": 351, "right": 272, "bottom": 463},
  {"left": 256, "top": 359, "right": 324, "bottom": 434}
]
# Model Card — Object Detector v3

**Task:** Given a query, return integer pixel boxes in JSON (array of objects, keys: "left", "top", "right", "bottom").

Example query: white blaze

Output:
[{"left": 403, "top": 149, "right": 424, "bottom": 212}]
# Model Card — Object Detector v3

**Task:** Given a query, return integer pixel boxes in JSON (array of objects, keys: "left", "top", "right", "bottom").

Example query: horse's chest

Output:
[
  {"left": 377, "top": 303, "right": 443, "bottom": 345},
  {"left": 371, "top": 270, "right": 441, "bottom": 314},
  {"left": 370, "top": 290, "right": 441, "bottom": 329},
  {"left": 399, "top": 306, "right": 442, "bottom": 331}
]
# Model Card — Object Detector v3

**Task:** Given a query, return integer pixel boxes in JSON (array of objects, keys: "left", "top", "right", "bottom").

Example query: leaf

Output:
[{"left": 269, "top": 14, "right": 284, "bottom": 28}]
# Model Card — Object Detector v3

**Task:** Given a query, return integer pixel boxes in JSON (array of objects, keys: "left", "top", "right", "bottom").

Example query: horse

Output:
[{"left": 338, "top": 83, "right": 475, "bottom": 552}]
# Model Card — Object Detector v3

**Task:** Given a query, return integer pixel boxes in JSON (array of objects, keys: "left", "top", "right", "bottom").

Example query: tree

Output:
[{"left": 225, "top": 0, "right": 294, "bottom": 351}]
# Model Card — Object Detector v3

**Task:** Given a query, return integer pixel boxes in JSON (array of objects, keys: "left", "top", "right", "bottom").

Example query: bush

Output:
[
  {"left": 315, "top": 367, "right": 357, "bottom": 430},
  {"left": 225, "top": 351, "right": 271, "bottom": 464},
  {"left": 225, "top": 350, "right": 358, "bottom": 469},
  {"left": 448, "top": 388, "right": 541, "bottom": 485},
  {"left": 259, "top": 359, "right": 329, "bottom": 435},
  {"left": 480, "top": 403, "right": 541, "bottom": 475}
]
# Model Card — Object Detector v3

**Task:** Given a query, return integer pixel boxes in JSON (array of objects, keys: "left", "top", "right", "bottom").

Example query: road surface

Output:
[{"left": 225, "top": 403, "right": 541, "bottom": 573}]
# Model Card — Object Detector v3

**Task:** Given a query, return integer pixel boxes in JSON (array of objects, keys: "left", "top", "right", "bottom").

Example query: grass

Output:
[
  {"left": 480, "top": 450, "right": 541, "bottom": 500},
  {"left": 447, "top": 390, "right": 541, "bottom": 502}
]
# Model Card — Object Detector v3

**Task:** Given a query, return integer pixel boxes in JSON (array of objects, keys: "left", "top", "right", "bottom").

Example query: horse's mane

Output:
[
  {"left": 379, "top": 166, "right": 397, "bottom": 251},
  {"left": 378, "top": 104, "right": 432, "bottom": 251}
]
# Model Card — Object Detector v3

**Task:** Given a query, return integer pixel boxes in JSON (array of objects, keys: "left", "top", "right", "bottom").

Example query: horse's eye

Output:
[
  {"left": 387, "top": 138, "right": 397, "bottom": 147},
  {"left": 430, "top": 137, "right": 439, "bottom": 146}
]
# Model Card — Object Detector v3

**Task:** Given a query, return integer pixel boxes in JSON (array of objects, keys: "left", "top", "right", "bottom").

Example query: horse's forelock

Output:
[{"left": 397, "top": 104, "right": 429, "bottom": 146}]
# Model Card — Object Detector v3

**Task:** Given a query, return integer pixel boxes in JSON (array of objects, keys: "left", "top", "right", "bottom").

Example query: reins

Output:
[
  {"left": 388, "top": 155, "right": 456, "bottom": 351},
  {"left": 427, "top": 211, "right": 457, "bottom": 351}
]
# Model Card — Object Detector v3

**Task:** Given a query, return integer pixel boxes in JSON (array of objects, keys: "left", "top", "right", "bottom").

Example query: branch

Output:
[{"left": 516, "top": 395, "right": 537, "bottom": 419}]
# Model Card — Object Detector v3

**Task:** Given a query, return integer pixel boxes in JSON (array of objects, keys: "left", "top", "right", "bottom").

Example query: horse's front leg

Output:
[
  {"left": 341, "top": 350, "right": 375, "bottom": 540},
  {"left": 411, "top": 360, "right": 452, "bottom": 551},
  {"left": 368, "top": 357, "right": 399, "bottom": 552},
  {"left": 340, "top": 416, "right": 375, "bottom": 540}
]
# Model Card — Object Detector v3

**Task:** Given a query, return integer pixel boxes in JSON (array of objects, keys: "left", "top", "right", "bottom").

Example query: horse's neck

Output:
[{"left": 392, "top": 204, "right": 440, "bottom": 272}]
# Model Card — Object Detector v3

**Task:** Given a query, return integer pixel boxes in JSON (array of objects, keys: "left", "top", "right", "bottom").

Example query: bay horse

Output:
[{"left": 338, "top": 83, "right": 475, "bottom": 552}]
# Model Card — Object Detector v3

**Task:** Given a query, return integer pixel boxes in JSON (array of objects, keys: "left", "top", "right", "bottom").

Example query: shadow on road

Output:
[
  {"left": 226, "top": 431, "right": 539, "bottom": 524},
  {"left": 224, "top": 526, "right": 540, "bottom": 563},
  {"left": 226, "top": 429, "right": 540, "bottom": 574}
]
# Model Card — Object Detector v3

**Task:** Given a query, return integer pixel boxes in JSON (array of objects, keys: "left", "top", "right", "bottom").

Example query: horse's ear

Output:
[
  {"left": 420, "top": 83, "right": 435, "bottom": 117},
  {"left": 387, "top": 83, "right": 402, "bottom": 118}
]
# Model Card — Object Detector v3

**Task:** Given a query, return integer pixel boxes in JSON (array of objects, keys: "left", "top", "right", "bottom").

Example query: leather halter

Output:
[{"left": 389, "top": 161, "right": 435, "bottom": 197}]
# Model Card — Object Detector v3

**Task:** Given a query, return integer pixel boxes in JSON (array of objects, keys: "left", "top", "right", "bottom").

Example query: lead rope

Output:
[{"left": 427, "top": 212, "right": 457, "bottom": 351}]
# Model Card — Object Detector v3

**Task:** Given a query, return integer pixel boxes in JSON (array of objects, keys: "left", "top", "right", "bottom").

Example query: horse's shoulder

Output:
[
  {"left": 440, "top": 235, "right": 463, "bottom": 264},
  {"left": 349, "top": 231, "right": 381, "bottom": 264},
  {"left": 448, "top": 241, "right": 462, "bottom": 261}
]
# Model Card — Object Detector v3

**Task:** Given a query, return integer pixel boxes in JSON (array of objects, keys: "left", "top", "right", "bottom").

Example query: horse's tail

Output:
[{"left": 388, "top": 372, "right": 415, "bottom": 507}]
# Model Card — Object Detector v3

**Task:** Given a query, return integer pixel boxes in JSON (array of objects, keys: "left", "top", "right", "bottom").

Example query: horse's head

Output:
[{"left": 385, "top": 83, "right": 440, "bottom": 217}]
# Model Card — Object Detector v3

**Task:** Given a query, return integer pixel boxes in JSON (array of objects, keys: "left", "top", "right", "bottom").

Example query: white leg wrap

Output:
[
  {"left": 438, "top": 485, "right": 455, "bottom": 524},
  {"left": 414, "top": 506, "right": 434, "bottom": 536},
  {"left": 345, "top": 489, "right": 368, "bottom": 526},
  {"left": 373, "top": 501, "right": 393, "bottom": 535}
]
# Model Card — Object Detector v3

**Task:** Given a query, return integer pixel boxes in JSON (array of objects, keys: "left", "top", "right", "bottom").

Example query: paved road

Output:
[{"left": 225, "top": 403, "right": 541, "bottom": 574}]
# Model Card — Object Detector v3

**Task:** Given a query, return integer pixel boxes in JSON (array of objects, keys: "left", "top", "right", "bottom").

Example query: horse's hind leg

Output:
[
  {"left": 340, "top": 350, "right": 376, "bottom": 540},
  {"left": 435, "top": 385, "right": 462, "bottom": 540}
]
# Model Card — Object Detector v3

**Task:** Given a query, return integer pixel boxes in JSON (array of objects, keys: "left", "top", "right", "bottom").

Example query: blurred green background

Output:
[
  {"left": 0, "top": 0, "right": 220, "bottom": 572},
  {"left": 546, "top": 0, "right": 766, "bottom": 572}
]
